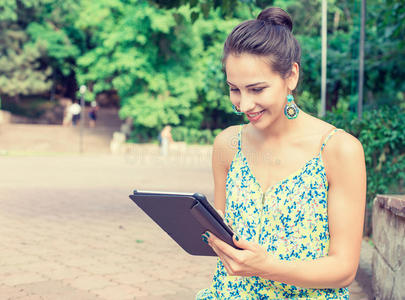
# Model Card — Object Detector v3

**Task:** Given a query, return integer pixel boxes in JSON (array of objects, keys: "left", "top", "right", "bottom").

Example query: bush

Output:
[
  {"left": 323, "top": 106, "right": 405, "bottom": 210},
  {"left": 2, "top": 96, "right": 52, "bottom": 119},
  {"left": 171, "top": 126, "right": 216, "bottom": 145},
  {"left": 127, "top": 127, "right": 160, "bottom": 144}
]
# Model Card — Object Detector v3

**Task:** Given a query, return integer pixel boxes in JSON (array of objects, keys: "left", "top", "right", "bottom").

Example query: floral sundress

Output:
[{"left": 196, "top": 124, "right": 349, "bottom": 299}]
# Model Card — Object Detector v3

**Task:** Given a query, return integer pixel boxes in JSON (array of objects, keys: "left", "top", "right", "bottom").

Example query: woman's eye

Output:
[{"left": 229, "top": 87, "right": 264, "bottom": 93}]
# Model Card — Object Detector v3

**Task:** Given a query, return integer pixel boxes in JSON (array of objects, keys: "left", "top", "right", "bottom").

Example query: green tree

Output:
[
  {"left": 1, "top": 0, "right": 403, "bottom": 136},
  {"left": 0, "top": 25, "right": 52, "bottom": 101},
  {"left": 75, "top": 0, "right": 253, "bottom": 139},
  {"left": 0, "top": 0, "right": 82, "bottom": 101},
  {"left": 364, "top": 0, "right": 405, "bottom": 108}
]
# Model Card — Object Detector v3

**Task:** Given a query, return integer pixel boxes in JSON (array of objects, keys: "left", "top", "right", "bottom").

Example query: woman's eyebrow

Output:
[{"left": 226, "top": 81, "right": 267, "bottom": 87}]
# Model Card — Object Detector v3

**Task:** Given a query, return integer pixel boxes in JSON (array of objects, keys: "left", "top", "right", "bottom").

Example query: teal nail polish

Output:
[
  {"left": 201, "top": 235, "right": 208, "bottom": 244},
  {"left": 235, "top": 234, "right": 239, "bottom": 241},
  {"left": 205, "top": 232, "right": 210, "bottom": 238}
]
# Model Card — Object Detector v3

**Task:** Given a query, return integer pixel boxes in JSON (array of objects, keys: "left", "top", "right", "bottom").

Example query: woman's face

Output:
[{"left": 225, "top": 53, "right": 298, "bottom": 127}]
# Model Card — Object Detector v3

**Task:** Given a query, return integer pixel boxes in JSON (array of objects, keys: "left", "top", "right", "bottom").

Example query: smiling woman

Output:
[{"left": 196, "top": 6, "right": 366, "bottom": 300}]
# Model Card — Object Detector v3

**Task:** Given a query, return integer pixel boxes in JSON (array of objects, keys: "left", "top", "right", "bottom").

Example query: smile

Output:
[
  {"left": 246, "top": 110, "right": 265, "bottom": 117},
  {"left": 246, "top": 110, "right": 265, "bottom": 122}
]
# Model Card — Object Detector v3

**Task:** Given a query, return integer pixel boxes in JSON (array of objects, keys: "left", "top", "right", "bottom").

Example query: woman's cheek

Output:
[
  {"left": 258, "top": 92, "right": 273, "bottom": 109},
  {"left": 229, "top": 93, "right": 239, "bottom": 104},
  {"left": 261, "top": 91, "right": 283, "bottom": 110}
]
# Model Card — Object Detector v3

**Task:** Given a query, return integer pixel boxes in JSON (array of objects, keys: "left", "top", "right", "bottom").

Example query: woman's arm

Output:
[
  {"left": 211, "top": 126, "right": 238, "bottom": 213},
  {"left": 206, "top": 131, "right": 367, "bottom": 289}
]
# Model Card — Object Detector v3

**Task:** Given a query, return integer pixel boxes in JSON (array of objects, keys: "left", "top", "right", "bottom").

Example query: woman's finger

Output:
[{"left": 210, "top": 243, "right": 234, "bottom": 274}]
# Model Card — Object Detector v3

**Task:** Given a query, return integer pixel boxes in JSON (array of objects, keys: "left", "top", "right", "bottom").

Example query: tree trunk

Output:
[
  {"left": 326, "top": 81, "right": 340, "bottom": 111},
  {"left": 331, "top": 81, "right": 340, "bottom": 109},
  {"left": 64, "top": 71, "right": 77, "bottom": 101}
]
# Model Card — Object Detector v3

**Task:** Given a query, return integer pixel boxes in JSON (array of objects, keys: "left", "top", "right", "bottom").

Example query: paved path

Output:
[
  {"left": 0, "top": 108, "right": 122, "bottom": 154},
  {"left": 0, "top": 153, "right": 370, "bottom": 299}
]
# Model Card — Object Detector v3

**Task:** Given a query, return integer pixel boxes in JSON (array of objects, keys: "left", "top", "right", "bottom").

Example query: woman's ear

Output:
[{"left": 287, "top": 62, "right": 299, "bottom": 91}]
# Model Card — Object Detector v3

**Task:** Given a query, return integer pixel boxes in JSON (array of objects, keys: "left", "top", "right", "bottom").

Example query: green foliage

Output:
[
  {"left": 171, "top": 126, "right": 216, "bottom": 144},
  {"left": 76, "top": 0, "right": 248, "bottom": 139},
  {"left": 150, "top": 0, "right": 261, "bottom": 19},
  {"left": 76, "top": 0, "right": 195, "bottom": 132},
  {"left": 287, "top": 0, "right": 404, "bottom": 111},
  {"left": 0, "top": 27, "right": 52, "bottom": 97},
  {"left": 0, "top": 0, "right": 18, "bottom": 21},
  {"left": 0, "top": 0, "right": 404, "bottom": 151},
  {"left": 323, "top": 106, "right": 405, "bottom": 208},
  {"left": 27, "top": 22, "right": 80, "bottom": 76},
  {"left": 364, "top": 0, "right": 405, "bottom": 107},
  {"left": 1, "top": 96, "right": 55, "bottom": 118},
  {"left": 296, "top": 90, "right": 319, "bottom": 116},
  {"left": 0, "top": 0, "right": 82, "bottom": 100}
]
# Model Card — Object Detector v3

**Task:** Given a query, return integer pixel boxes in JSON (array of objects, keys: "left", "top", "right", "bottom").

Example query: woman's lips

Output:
[{"left": 246, "top": 110, "right": 265, "bottom": 121}]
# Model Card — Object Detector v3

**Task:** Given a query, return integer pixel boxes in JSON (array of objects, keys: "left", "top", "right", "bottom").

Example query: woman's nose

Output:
[{"left": 239, "top": 94, "right": 256, "bottom": 113}]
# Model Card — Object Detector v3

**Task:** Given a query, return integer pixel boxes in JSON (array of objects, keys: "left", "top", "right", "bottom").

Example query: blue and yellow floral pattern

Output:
[{"left": 196, "top": 124, "right": 349, "bottom": 299}]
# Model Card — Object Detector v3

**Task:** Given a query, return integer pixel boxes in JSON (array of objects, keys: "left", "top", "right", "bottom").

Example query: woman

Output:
[
  {"left": 197, "top": 7, "right": 366, "bottom": 300},
  {"left": 160, "top": 125, "right": 173, "bottom": 156},
  {"left": 88, "top": 101, "right": 98, "bottom": 128}
]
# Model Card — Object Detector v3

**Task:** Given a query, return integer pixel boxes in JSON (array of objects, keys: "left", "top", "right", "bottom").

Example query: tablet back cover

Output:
[{"left": 129, "top": 191, "right": 216, "bottom": 256}]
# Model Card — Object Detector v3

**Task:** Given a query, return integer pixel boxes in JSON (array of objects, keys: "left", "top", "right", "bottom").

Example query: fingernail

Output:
[
  {"left": 235, "top": 234, "right": 239, "bottom": 241},
  {"left": 201, "top": 235, "right": 208, "bottom": 244},
  {"left": 205, "top": 232, "right": 210, "bottom": 238}
]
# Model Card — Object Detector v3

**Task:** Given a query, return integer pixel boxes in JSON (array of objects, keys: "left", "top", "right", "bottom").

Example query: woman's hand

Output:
[{"left": 202, "top": 231, "right": 276, "bottom": 278}]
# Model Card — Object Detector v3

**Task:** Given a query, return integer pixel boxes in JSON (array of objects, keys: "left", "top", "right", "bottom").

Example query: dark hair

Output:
[{"left": 222, "top": 7, "right": 301, "bottom": 79}]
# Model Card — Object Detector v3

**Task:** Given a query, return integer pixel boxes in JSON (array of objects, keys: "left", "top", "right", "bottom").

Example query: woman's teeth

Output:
[{"left": 247, "top": 110, "right": 264, "bottom": 117}]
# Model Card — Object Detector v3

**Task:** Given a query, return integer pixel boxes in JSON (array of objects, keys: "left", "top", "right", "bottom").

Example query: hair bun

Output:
[{"left": 257, "top": 7, "right": 293, "bottom": 32}]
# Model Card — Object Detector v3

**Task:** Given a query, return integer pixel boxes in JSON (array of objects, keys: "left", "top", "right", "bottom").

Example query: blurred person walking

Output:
[
  {"left": 88, "top": 101, "right": 98, "bottom": 128},
  {"left": 62, "top": 99, "right": 73, "bottom": 126},
  {"left": 160, "top": 125, "right": 173, "bottom": 156},
  {"left": 70, "top": 101, "right": 81, "bottom": 126}
]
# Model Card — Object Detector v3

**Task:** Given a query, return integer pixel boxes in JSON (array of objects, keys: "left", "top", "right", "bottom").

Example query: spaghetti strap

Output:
[
  {"left": 237, "top": 124, "right": 243, "bottom": 152},
  {"left": 320, "top": 128, "right": 344, "bottom": 153},
  {"left": 198, "top": 123, "right": 350, "bottom": 299}
]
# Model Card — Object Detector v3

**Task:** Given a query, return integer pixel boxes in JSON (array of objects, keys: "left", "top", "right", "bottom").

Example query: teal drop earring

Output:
[
  {"left": 232, "top": 104, "right": 243, "bottom": 115},
  {"left": 284, "top": 94, "right": 299, "bottom": 119}
]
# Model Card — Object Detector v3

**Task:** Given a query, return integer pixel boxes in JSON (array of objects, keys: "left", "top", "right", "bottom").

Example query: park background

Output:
[{"left": 0, "top": 0, "right": 404, "bottom": 299}]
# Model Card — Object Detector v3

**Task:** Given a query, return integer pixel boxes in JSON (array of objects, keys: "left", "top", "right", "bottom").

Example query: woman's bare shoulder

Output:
[
  {"left": 324, "top": 129, "right": 364, "bottom": 161},
  {"left": 322, "top": 128, "right": 365, "bottom": 184},
  {"left": 305, "top": 113, "right": 362, "bottom": 157},
  {"left": 212, "top": 125, "right": 241, "bottom": 168}
]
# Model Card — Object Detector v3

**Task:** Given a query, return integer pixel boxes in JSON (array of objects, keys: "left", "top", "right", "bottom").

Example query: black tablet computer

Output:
[{"left": 129, "top": 190, "right": 239, "bottom": 256}]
